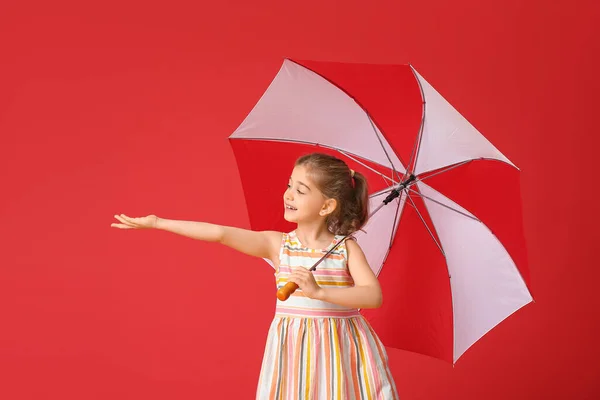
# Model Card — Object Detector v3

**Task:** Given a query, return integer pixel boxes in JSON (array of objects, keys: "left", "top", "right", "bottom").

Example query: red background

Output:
[{"left": 1, "top": 0, "right": 598, "bottom": 398}]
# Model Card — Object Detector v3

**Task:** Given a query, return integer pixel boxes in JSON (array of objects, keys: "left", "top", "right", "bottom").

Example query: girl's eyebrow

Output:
[{"left": 289, "top": 178, "right": 312, "bottom": 191}]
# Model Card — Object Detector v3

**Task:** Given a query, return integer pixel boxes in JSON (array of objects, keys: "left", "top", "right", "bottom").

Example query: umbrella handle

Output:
[{"left": 276, "top": 282, "right": 299, "bottom": 301}]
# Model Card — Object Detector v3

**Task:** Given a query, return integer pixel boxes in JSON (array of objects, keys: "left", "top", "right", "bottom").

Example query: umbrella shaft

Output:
[
  {"left": 382, "top": 174, "right": 416, "bottom": 205},
  {"left": 308, "top": 175, "right": 416, "bottom": 272}
]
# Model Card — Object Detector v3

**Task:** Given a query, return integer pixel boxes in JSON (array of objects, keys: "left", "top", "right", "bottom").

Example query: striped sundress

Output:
[{"left": 256, "top": 230, "right": 399, "bottom": 400}]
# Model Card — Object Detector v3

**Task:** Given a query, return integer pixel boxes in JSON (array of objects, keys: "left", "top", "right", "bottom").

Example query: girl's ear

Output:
[{"left": 320, "top": 198, "right": 337, "bottom": 216}]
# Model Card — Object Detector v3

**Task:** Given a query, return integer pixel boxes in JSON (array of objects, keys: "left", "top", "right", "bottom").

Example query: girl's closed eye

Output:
[{"left": 287, "top": 183, "right": 304, "bottom": 195}]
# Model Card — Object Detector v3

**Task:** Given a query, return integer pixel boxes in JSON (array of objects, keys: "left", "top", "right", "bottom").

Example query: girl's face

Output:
[{"left": 283, "top": 165, "right": 335, "bottom": 224}]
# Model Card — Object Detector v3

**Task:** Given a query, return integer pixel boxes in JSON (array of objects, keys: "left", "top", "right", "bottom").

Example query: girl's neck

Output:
[{"left": 295, "top": 221, "right": 334, "bottom": 249}]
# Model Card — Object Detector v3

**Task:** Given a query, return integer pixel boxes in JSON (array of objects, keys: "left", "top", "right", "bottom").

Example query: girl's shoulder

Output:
[
  {"left": 340, "top": 235, "right": 363, "bottom": 255},
  {"left": 339, "top": 233, "right": 357, "bottom": 244}
]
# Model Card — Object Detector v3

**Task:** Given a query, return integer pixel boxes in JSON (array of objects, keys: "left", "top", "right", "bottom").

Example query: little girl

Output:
[{"left": 112, "top": 153, "right": 399, "bottom": 399}]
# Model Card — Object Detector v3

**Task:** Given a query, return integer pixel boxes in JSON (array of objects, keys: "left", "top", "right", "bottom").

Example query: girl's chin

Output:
[
  {"left": 283, "top": 214, "right": 298, "bottom": 222},
  {"left": 283, "top": 209, "right": 299, "bottom": 222}
]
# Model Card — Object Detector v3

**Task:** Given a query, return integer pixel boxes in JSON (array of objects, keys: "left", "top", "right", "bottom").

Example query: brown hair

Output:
[{"left": 295, "top": 153, "right": 369, "bottom": 235}]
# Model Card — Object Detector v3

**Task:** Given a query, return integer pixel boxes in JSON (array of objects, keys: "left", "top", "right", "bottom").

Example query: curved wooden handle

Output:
[{"left": 276, "top": 282, "right": 299, "bottom": 301}]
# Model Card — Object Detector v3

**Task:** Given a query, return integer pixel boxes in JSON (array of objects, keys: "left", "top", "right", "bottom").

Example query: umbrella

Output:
[{"left": 228, "top": 59, "right": 533, "bottom": 364}]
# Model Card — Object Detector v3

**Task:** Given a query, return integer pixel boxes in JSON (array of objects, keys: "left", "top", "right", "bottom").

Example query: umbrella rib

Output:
[
  {"left": 229, "top": 137, "right": 396, "bottom": 173},
  {"left": 417, "top": 161, "right": 472, "bottom": 182},
  {"left": 337, "top": 149, "right": 397, "bottom": 184},
  {"left": 406, "top": 193, "right": 445, "bottom": 256},
  {"left": 369, "top": 186, "right": 397, "bottom": 199},
  {"left": 369, "top": 160, "right": 473, "bottom": 199},
  {"left": 415, "top": 157, "right": 519, "bottom": 181},
  {"left": 403, "top": 64, "right": 427, "bottom": 180},
  {"left": 369, "top": 190, "right": 406, "bottom": 278},
  {"left": 407, "top": 188, "right": 480, "bottom": 222},
  {"left": 387, "top": 190, "right": 404, "bottom": 250},
  {"left": 365, "top": 113, "right": 402, "bottom": 182}
]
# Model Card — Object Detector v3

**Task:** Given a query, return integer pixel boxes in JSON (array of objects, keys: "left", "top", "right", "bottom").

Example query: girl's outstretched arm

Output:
[{"left": 112, "top": 214, "right": 282, "bottom": 262}]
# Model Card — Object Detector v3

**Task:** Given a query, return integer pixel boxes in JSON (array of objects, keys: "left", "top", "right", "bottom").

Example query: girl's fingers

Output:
[
  {"left": 291, "top": 267, "right": 309, "bottom": 275},
  {"left": 111, "top": 223, "right": 134, "bottom": 229},
  {"left": 290, "top": 269, "right": 305, "bottom": 277},
  {"left": 113, "top": 215, "right": 140, "bottom": 229},
  {"left": 115, "top": 215, "right": 137, "bottom": 224},
  {"left": 120, "top": 214, "right": 139, "bottom": 223}
]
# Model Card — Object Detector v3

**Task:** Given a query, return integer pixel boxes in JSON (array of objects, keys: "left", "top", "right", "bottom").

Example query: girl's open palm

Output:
[{"left": 111, "top": 214, "right": 158, "bottom": 230}]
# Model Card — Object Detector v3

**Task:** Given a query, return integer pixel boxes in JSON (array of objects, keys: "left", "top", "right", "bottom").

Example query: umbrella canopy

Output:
[{"left": 229, "top": 59, "right": 533, "bottom": 364}]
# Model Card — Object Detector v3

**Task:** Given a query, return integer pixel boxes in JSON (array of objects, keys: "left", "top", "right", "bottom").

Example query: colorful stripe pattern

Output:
[{"left": 256, "top": 231, "right": 399, "bottom": 399}]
